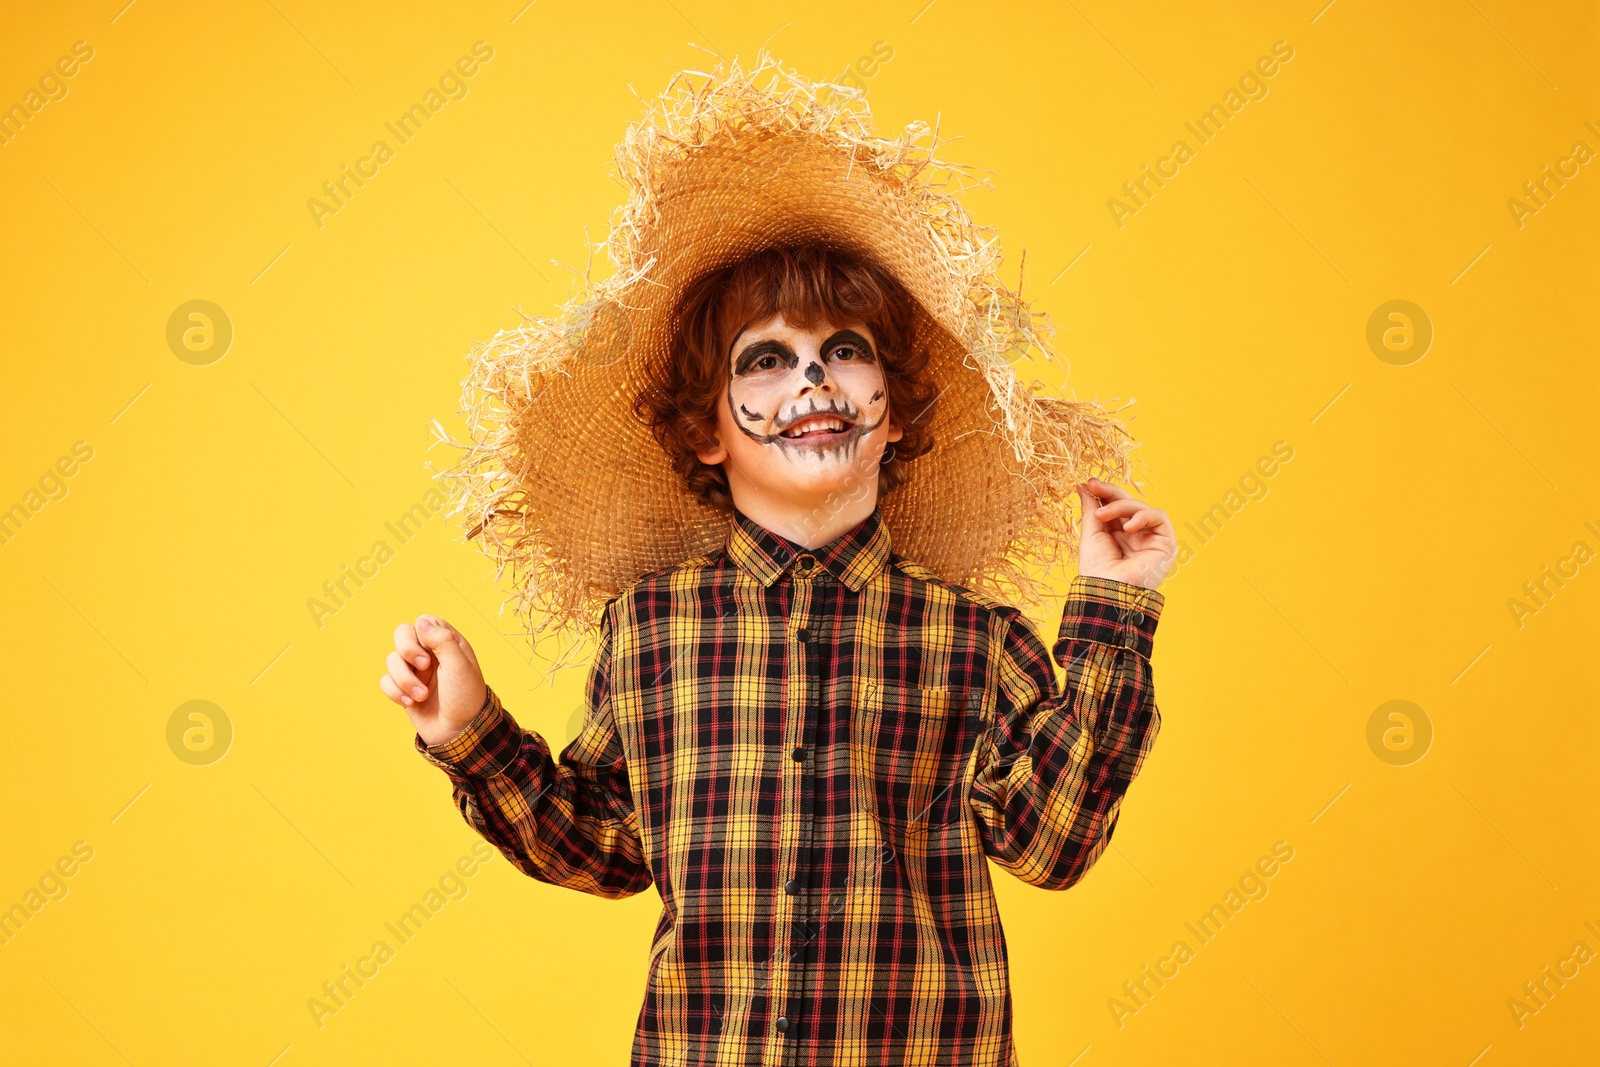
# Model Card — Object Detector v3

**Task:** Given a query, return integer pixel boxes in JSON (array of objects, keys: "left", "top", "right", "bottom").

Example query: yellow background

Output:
[{"left": 2, "top": 0, "right": 1595, "bottom": 1063}]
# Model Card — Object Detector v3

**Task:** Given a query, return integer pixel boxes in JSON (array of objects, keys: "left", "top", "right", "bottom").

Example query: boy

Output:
[{"left": 381, "top": 60, "right": 1175, "bottom": 1067}]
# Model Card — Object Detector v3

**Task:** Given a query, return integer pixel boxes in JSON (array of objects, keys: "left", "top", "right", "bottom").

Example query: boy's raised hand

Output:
[
  {"left": 380, "top": 615, "right": 488, "bottom": 747},
  {"left": 1077, "top": 478, "right": 1177, "bottom": 591}
]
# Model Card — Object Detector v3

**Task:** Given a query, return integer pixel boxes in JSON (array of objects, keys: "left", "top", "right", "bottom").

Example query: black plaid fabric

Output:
[{"left": 418, "top": 504, "right": 1164, "bottom": 1066}]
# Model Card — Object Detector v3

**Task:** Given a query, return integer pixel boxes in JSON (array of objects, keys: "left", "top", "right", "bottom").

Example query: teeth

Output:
[{"left": 781, "top": 416, "right": 847, "bottom": 438}]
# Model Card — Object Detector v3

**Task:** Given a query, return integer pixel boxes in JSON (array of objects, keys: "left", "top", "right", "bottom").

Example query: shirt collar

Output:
[{"left": 725, "top": 504, "right": 891, "bottom": 591}]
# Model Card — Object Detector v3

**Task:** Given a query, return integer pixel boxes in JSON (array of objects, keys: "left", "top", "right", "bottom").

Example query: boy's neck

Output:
[{"left": 730, "top": 489, "right": 879, "bottom": 550}]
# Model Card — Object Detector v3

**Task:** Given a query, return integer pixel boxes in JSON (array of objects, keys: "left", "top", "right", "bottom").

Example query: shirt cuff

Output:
[
  {"left": 1061, "top": 575, "right": 1165, "bottom": 659},
  {"left": 413, "top": 685, "right": 520, "bottom": 777}
]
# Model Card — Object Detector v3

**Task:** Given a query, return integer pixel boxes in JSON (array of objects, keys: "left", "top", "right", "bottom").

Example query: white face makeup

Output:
[
  {"left": 727, "top": 323, "right": 890, "bottom": 464},
  {"left": 696, "top": 313, "right": 903, "bottom": 526}
]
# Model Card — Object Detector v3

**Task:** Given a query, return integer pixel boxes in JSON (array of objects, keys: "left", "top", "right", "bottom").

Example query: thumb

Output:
[
  {"left": 416, "top": 616, "right": 474, "bottom": 676},
  {"left": 1078, "top": 483, "right": 1106, "bottom": 537}
]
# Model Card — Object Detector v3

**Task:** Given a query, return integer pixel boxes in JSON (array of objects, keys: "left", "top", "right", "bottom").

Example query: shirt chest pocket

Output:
[{"left": 852, "top": 681, "right": 977, "bottom": 830}]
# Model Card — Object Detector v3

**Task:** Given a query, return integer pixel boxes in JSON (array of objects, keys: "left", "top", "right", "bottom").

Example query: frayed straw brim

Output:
[{"left": 433, "top": 52, "right": 1140, "bottom": 675}]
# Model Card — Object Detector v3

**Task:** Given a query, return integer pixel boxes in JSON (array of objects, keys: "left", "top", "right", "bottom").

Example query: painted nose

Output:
[{"left": 804, "top": 361, "right": 825, "bottom": 386}]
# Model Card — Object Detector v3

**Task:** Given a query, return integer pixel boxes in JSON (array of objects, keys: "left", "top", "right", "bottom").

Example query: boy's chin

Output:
[{"left": 751, "top": 467, "right": 880, "bottom": 506}]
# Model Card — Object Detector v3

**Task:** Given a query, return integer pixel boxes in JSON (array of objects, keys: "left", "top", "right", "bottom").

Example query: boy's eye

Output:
[
  {"left": 755, "top": 355, "right": 779, "bottom": 371},
  {"left": 830, "top": 346, "right": 861, "bottom": 361}
]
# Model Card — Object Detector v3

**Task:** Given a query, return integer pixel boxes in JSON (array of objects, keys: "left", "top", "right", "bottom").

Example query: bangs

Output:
[{"left": 697, "top": 246, "right": 914, "bottom": 360}]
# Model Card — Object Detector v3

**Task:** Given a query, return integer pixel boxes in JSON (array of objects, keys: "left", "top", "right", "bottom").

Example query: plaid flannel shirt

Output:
[{"left": 417, "top": 504, "right": 1164, "bottom": 1066}]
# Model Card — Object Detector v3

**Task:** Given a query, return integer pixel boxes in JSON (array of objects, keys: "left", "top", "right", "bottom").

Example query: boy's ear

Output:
[
  {"left": 694, "top": 431, "right": 728, "bottom": 465},
  {"left": 885, "top": 407, "right": 905, "bottom": 443}
]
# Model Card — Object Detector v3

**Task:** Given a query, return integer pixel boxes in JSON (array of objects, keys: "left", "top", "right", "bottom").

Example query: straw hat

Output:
[{"left": 435, "top": 53, "right": 1139, "bottom": 671}]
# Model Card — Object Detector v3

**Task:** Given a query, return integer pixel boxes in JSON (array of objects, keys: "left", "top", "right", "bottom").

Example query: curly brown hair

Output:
[{"left": 632, "top": 245, "right": 941, "bottom": 512}]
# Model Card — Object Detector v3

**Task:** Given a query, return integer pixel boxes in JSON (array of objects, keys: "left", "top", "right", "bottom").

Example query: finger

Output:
[
  {"left": 1084, "top": 477, "right": 1135, "bottom": 503},
  {"left": 1123, "top": 507, "right": 1168, "bottom": 533},
  {"left": 416, "top": 616, "right": 475, "bottom": 675},
  {"left": 1092, "top": 498, "right": 1146, "bottom": 524},
  {"left": 386, "top": 650, "right": 428, "bottom": 700},
  {"left": 394, "top": 622, "right": 431, "bottom": 670},
  {"left": 379, "top": 674, "right": 414, "bottom": 708}
]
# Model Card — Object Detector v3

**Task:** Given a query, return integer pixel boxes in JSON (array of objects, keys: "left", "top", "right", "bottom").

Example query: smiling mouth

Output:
[{"left": 778, "top": 414, "right": 855, "bottom": 441}]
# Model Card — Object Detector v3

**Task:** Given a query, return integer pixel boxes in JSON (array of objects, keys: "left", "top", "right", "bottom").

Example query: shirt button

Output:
[
  {"left": 797, "top": 627, "right": 811, "bottom": 642},
  {"left": 791, "top": 746, "right": 806, "bottom": 762},
  {"left": 784, "top": 878, "right": 798, "bottom": 895},
  {"left": 775, "top": 1016, "right": 790, "bottom": 1033}
]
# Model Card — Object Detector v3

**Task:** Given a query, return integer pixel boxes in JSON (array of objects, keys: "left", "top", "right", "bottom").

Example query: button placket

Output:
[{"left": 772, "top": 563, "right": 816, "bottom": 1042}]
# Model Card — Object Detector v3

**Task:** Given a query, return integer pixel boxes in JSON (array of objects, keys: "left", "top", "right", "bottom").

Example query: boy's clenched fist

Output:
[{"left": 379, "top": 616, "right": 487, "bottom": 747}]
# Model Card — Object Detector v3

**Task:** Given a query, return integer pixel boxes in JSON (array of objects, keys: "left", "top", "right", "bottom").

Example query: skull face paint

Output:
[
  {"left": 727, "top": 325, "right": 891, "bottom": 467},
  {"left": 694, "top": 312, "right": 905, "bottom": 541}
]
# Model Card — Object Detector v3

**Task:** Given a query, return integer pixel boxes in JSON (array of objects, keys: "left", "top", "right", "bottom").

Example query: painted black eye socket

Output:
[{"left": 760, "top": 347, "right": 858, "bottom": 367}]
